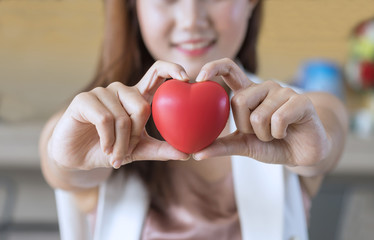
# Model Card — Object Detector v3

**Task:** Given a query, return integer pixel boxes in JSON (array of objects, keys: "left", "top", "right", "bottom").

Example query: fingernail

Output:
[
  {"left": 180, "top": 154, "right": 191, "bottom": 161},
  {"left": 192, "top": 154, "right": 202, "bottom": 161},
  {"left": 104, "top": 147, "right": 112, "bottom": 155},
  {"left": 113, "top": 160, "right": 122, "bottom": 169},
  {"left": 180, "top": 72, "right": 189, "bottom": 80},
  {"left": 196, "top": 71, "right": 206, "bottom": 82}
]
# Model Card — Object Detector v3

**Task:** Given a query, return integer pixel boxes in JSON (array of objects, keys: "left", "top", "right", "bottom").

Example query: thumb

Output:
[
  {"left": 193, "top": 131, "right": 250, "bottom": 160},
  {"left": 131, "top": 135, "right": 190, "bottom": 161}
]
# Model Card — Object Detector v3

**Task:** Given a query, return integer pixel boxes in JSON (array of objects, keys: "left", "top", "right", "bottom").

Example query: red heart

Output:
[{"left": 152, "top": 79, "right": 230, "bottom": 154}]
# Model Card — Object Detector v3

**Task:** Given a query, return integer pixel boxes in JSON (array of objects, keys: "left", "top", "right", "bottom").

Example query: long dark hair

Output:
[{"left": 86, "top": 0, "right": 263, "bottom": 209}]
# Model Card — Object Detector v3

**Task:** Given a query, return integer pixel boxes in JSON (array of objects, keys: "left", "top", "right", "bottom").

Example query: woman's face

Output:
[{"left": 137, "top": 0, "right": 258, "bottom": 80}]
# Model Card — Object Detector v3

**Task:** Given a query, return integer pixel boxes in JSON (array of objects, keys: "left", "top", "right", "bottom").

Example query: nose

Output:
[{"left": 176, "top": 0, "right": 209, "bottom": 31}]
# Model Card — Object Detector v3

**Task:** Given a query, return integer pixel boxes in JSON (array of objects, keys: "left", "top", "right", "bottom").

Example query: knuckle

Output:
[
  {"left": 271, "top": 112, "right": 286, "bottom": 127},
  {"left": 116, "top": 115, "right": 131, "bottom": 129},
  {"left": 128, "top": 86, "right": 139, "bottom": 96},
  {"left": 153, "top": 60, "right": 167, "bottom": 69},
  {"left": 154, "top": 60, "right": 162, "bottom": 66},
  {"left": 91, "top": 86, "right": 106, "bottom": 94},
  {"left": 98, "top": 113, "right": 114, "bottom": 125},
  {"left": 271, "top": 117, "right": 286, "bottom": 139},
  {"left": 108, "top": 81, "right": 123, "bottom": 90},
  {"left": 171, "top": 62, "right": 184, "bottom": 72},
  {"left": 73, "top": 92, "right": 90, "bottom": 103},
  {"left": 129, "top": 85, "right": 140, "bottom": 93},
  {"left": 201, "top": 58, "right": 235, "bottom": 75},
  {"left": 222, "top": 57, "right": 235, "bottom": 66},
  {"left": 264, "top": 80, "right": 280, "bottom": 89},
  {"left": 295, "top": 94, "right": 313, "bottom": 109},
  {"left": 250, "top": 112, "right": 266, "bottom": 126},
  {"left": 280, "top": 87, "right": 296, "bottom": 96},
  {"left": 231, "top": 93, "right": 247, "bottom": 108},
  {"left": 201, "top": 60, "right": 219, "bottom": 72},
  {"left": 200, "top": 64, "right": 212, "bottom": 74},
  {"left": 138, "top": 101, "right": 151, "bottom": 117}
]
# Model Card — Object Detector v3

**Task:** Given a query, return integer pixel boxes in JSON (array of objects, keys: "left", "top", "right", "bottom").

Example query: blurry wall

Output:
[
  {"left": 0, "top": 0, "right": 103, "bottom": 121},
  {"left": 1, "top": 0, "right": 374, "bottom": 121},
  {"left": 258, "top": 0, "right": 374, "bottom": 81}
]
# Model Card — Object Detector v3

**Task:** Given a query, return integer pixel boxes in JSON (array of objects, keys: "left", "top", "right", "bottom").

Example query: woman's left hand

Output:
[{"left": 193, "top": 58, "right": 331, "bottom": 167}]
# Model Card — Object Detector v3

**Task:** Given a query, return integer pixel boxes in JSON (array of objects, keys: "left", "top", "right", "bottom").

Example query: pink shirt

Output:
[{"left": 141, "top": 166, "right": 241, "bottom": 240}]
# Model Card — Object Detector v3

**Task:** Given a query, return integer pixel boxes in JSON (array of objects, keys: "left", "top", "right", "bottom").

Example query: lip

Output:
[{"left": 173, "top": 39, "right": 216, "bottom": 57}]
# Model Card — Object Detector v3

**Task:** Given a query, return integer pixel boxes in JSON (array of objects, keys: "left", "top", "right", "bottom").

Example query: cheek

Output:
[
  {"left": 138, "top": 10, "right": 160, "bottom": 40},
  {"left": 137, "top": 4, "right": 171, "bottom": 56},
  {"left": 213, "top": 3, "right": 250, "bottom": 52}
]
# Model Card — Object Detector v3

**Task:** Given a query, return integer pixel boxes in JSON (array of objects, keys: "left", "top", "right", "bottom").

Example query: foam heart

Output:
[{"left": 152, "top": 79, "right": 230, "bottom": 153}]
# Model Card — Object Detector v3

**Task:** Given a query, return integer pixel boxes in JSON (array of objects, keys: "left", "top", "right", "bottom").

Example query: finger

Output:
[
  {"left": 193, "top": 131, "right": 286, "bottom": 164},
  {"left": 271, "top": 94, "right": 314, "bottom": 139},
  {"left": 231, "top": 81, "right": 275, "bottom": 134},
  {"left": 195, "top": 58, "right": 254, "bottom": 92},
  {"left": 108, "top": 84, "right": 151, "bottom": 153},
  {"left": 125, "top": 134, "right": 190, "bottom": 164},
  {"left": 135, "top": 61, "right": 189, "bottom": 102},
  {"left": 70, "top": 92, "right": 115, "bottom": 155},
  {"left": 193, "top": 131, "right": 249, "bottom": 160},
  {"left": 249, "top": 86, "right": 293, "bottom": 142},
  {"left": 91, "top": 87, "right": 132, "bottom": 167}
]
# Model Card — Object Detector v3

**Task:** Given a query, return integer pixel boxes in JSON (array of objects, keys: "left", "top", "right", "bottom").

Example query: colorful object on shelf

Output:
[
  {"left": 152, "top": 79, "right": 230, "bottom": 154},
  {"left": 351, "top": 92, "right": 374, "bottom": 138},
  {"left": 361, "top": 61, "right": 374, "bottom": 87},
  {"left": 296, "top": 59, "right": 344, "bottom": 99},
  {"left": 345, "top": 18, "right": 374, "bottom": 90}
]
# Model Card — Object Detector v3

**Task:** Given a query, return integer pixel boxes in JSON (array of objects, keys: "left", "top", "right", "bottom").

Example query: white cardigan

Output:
[{"left": 56, "top": 75, "right": 308, "bottom": 240}]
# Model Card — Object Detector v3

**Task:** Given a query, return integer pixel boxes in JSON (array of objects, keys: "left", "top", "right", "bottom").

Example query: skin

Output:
[
  {"left": 137, "top": 0, "right": 256, "bottom": 79},
  {"left": 40, "top": 0, "right": 348, "bottom": 213}
]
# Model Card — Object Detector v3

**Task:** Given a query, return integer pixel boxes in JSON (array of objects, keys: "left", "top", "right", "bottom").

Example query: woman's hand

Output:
[
  {"left": 48, "top": 61, "right": 190, "bottom": 170},
  {"left": 193, "top": 58, "right": 332, "bottom": 168}
]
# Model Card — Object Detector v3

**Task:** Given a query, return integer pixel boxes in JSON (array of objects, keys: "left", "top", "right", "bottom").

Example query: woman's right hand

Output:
[{"left": 48, "top": 61, "right": 190, "bottom": 170}]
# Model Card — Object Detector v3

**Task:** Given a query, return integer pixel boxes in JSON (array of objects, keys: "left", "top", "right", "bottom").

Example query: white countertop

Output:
[{"left": 0, "top": 122, "right": 373, "bottom": 174}]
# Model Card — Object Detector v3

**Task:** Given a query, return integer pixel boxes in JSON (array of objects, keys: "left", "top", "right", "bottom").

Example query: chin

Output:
[{"left": 183, "top": 66, "right": 201, "bottom": 82}]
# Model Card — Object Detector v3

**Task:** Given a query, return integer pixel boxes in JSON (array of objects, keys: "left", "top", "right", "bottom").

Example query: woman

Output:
[{"left": 40, "top": 0, "right": 348, "bottom": 239}]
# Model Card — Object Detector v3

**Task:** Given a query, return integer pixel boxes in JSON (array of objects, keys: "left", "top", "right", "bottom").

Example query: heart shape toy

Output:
[{"left": 152, "top": 79, "right": 230, "bottom": 153}]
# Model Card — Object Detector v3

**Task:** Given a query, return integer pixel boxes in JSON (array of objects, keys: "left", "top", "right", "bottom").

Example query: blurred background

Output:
[{"left": 1, "top": 0, "right": 374, "bottom": 239}]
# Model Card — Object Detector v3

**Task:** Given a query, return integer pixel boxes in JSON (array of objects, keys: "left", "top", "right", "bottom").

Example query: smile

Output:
[{"left": 174, "top": 40, "right": 215, "bottom": 57}]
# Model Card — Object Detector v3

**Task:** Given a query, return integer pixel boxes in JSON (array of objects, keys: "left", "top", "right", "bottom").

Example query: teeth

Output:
[{"left": 179, "top": 41, "right": 210, "bottom": 50}]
